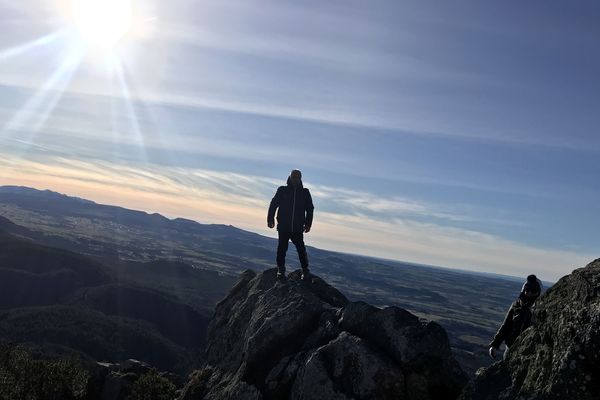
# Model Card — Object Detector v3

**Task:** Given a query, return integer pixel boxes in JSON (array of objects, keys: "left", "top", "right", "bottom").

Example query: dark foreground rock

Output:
[
  {"left": 460, "top": 259, "right": 600, "bottom": 400},
  {"left": 88, "top": 359, "right": 180, "bottom": 400},
  {"left": 180, "top": 268, "right": 467, "bottom": 400}
]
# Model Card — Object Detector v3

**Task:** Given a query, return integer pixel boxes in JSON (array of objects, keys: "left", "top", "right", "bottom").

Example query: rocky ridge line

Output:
[{"left": 181, "top": 268, "right": 467, "bottom": 400}]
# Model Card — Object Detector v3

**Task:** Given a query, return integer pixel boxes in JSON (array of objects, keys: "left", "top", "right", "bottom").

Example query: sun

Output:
[{"left": 69, "top": 0, "right": 133, "bottom": 50}]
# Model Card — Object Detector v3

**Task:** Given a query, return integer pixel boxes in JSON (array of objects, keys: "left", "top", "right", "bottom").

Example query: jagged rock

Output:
[
  {"left": 180, "top": 268, "right": 467, "bottom": 400},
  {"left": 459, "top": 259, "right": 600, "bottom": 400},
  {"left": 339, "top": 302, "right": 466, "bottom": 397},
  {"left": 290, "top": 332, "right": 405, "bottom": 399}
]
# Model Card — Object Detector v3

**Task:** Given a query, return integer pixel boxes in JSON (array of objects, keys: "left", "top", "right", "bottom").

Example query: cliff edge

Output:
[{"left": 180, "top": 268, "right": 467, "bottom": 400}]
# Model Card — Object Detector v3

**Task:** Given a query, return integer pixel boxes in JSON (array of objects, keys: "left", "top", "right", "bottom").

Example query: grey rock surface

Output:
[
  {"left": 180, "top": 268, "right": 467, "bottom": 400},
  {"left": 459, "top": 258, "right": 600, "bottom": 400}
]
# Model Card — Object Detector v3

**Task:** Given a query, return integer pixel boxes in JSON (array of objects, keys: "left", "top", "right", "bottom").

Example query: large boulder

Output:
[
  {"left": 181, "top": 268, "right": 467, "bottom": 400},
  {"left": 459, "top": 259, "right": 600, "bottom": 400}
]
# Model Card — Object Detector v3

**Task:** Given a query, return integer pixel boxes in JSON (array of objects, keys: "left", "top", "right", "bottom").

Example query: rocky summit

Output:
[
  {"left": 180, "top": 268, "right": 467, "bottom": 400},
  {"left": 460, "top": 259, "right": 600, "bottom": 400}
]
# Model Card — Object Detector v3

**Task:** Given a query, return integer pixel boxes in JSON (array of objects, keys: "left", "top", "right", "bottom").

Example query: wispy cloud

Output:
[
  {"left": 0, "top": 82, "right": 594, "bottom": 210},
  {"left": 311, "top": 185, "right": 471, "bottom": 223},
  {"left": 311, "top": 212, "right": 592, "bottom": 282}
]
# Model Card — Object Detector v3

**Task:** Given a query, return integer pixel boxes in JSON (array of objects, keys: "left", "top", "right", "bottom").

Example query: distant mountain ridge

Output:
[
  {"left": 0, "top": 185, "right": 94, "bottom": 204},
  {"left": 0, "top": 185, "right": 272, "bottom": 274},
  {"left": 0, "top": 185, "right": 521, "bottom": 279},
  {"left": 0, "top": 185, "right": 251, "bottom": 234}
]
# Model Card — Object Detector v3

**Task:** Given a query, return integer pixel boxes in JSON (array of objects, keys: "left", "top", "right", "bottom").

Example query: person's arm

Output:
[
  {"left": 267, "top": 188, "right": 281, "bottom": 228},
  {"left": 489, "top": 304, "right": 514, "bottom": 355},
  {"left": 304, "top": 189, "right": 314, "bottom": 233}
]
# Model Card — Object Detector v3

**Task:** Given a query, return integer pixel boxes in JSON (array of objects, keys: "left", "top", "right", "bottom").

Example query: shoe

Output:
[
  {"left": 301, "top": 268, "right": 310, "bottom": 281},
  {"left": 277, "top": 271, "right": 287, "bottom": 281}
]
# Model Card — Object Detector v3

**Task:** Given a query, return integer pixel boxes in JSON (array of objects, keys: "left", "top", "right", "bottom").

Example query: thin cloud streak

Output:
[
  {"left": 312, "top": 212, "right": 591, "bottom": 282},
  {"left": 0, "top": 83, "right": 592, "bottom": 204},
  {"left": 0, "top": 13, "right": 597, "bottom": 154},
  {"left": 2, "top": 72, "right": 597, "bottom": 154},
  {"left": 311, "top": 185, "right": 474, "bottom": 223}
]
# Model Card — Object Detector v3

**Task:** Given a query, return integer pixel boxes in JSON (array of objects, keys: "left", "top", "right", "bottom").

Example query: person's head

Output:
[
  {"left": 520, "top": 274, "right": 542, "bottom": 306},
  {"left": 289, "top": 169, "right": 302, "bottom": 187}
]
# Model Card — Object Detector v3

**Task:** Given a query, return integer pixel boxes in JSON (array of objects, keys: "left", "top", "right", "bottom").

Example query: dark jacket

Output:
[
  {"left": 489, "top": 298, "right": 533, "bottom": 348},
  {"left": 268, "top": 178, "right": 314, "bottom": 233}
]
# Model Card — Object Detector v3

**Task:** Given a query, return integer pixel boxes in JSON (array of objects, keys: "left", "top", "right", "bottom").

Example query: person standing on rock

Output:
[
  {"left": 267, "top": 169, "right": 314, "bottom": 281},
  {"left": 489, "top": 274, "right": 543, "bottom": 360}
]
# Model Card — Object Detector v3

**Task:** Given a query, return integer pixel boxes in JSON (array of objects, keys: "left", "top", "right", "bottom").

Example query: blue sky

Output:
[{"left": 0, "top": 0, "right": 598, "bottom": 280}]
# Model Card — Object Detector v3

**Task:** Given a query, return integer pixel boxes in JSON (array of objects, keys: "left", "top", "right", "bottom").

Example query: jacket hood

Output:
[
  {"left": 521, "top": 275, "right": 543, "bottom": 295},
  {"left": 286, "top": 176, "right": 304, "bottom": 189},
  {"left": 519, "top": 274, "right": 542, "bottom": 306}
]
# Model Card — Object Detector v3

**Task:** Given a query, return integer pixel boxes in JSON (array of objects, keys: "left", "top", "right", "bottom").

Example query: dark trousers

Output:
[{"left": 277, "top": 231, "right": 309, "bottom": 270}]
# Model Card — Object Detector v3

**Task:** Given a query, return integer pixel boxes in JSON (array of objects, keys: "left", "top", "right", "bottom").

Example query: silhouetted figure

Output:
[
  {"left": 489, "top": 274, "right": 543, "bottom": 359},
  {"left": 267, "top": 169, "right": 314, "bottom": 281}
]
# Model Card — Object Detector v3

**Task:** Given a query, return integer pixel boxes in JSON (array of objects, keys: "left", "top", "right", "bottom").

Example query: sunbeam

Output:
[
  {"left": 2, "top": 46, "right": 83, "bottom": 158},
  {"left": 0, "top": 0, "right": 154, "bottom": 167},
  {"left": 0, "top": 30, "right": 65, "bottom": 61},
  {"left": 31, "top": 55, "right": 82, "bottom": 133},
  {"left": 3, "top": 50, "right": 81, "bottom": 132},
  {"left": 112, "top": 57, "right": 148, "bottom": 163}
]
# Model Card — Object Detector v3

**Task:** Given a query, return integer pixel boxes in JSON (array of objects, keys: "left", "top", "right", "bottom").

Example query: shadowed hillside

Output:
[
  {"left": 0, "top": 305, "right": 185, "bottom": 371},
  {"left": 67, "top": 284, "right": 209, "bottom": 348},
  {"left": 0, "top": 229, "right": 228, "bottom": 373},
  {"left": 0, "top": 232, "right": 111, "bottom": 309}
]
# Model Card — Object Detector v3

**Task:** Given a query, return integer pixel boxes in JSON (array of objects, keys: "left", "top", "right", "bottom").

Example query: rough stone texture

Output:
[
  {"left": 290, "top": 332, "right": 405, "bottom": 400},
  {"left": 460, "top": 258, "right": 600, "bottom": 400},
  {"left": 180, "top": 268, "right": 467, "bottom": 400},
  {"left": 338, "top": 301, "right": 466, "bottom": 398}
]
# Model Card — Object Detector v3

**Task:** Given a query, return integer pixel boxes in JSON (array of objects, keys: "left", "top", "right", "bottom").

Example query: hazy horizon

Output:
[
  {"left": 0, "top": 183, "right": 571, "bottom": 283},
  {"left": 1, "top": 0, "right": 598, "bottom": 282}
]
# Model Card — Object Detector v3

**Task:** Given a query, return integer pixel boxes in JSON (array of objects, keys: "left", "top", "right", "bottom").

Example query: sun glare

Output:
[{"left": 69, "top": 0, "right": 133, "bottom": 50}]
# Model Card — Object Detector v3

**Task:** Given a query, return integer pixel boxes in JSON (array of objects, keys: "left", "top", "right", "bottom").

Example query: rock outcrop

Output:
[
  {"left": 460, "top": 259, "right": 600, "bottom": 400},
  {"left": 180, "top": 268, "right": 467, "bottom": 400}
]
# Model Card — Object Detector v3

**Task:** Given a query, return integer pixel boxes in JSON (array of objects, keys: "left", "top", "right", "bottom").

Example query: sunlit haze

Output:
[
  {"left": 1, "top": 0, "right": 598, "bottom": 282},
  {"left": 68, "top": 0, "right": 133, "bottom": 50}
]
